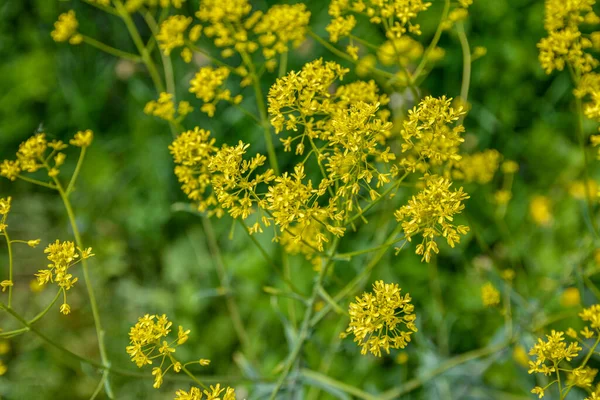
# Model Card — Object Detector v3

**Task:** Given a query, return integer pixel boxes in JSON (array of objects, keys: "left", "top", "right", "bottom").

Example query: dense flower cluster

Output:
[
  {"left": 341, "top": 281, "right": 417, "bottom": 357},
  {"left": 189, "top": 67, "right": 241, "bottom": 117},
  {"left": 35, "top": 240, "right": 94, "bottom": 315},
  {"left": 481, "top": 282, "right": 500, "bottom": 307},
  {"left": 537, "top": 0, "right": 599, "bottom": 74},
  {"left": 145, "top": 92, "right": 193, "bottom": 122},
  {"left": 156, "top": 15, "right": 202, "bottom": 62},
  {"left": 174, "top": 384, "right": 236, "bottom": 400},
  {"left": 126, "top": 314, "right": 209, "bottom": 389},
  {"left": 124, "top": 0, "right": 186, "bottom": 13},
  {"left": 253, "top": 4, "right": 311, "bottom": 60},
  {"left": 51, "top": 11, "right": 82, "bottom": 44},
  {"left": 452, "top": 149, "right": 501, "bottom": 184},
  {"left": 0, "top": 131, "right": 93, "bottom": 181},
  {"left": 327, "top": 0, "right": 432, "bottom": 59},
  {"left": 395, "top": 175, "right": 469, "bottom": 262}
]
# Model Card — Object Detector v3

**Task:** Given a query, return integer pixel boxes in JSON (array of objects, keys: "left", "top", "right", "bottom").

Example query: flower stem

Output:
[
  {"left": 3, "top": 230, "right": 14, "bottom": 308},
  {"left": 82, "top": 36, "right": 142, "bottom": 62},
  {"left": 66, "top": 146, "right": 87, "bottom": 195}
]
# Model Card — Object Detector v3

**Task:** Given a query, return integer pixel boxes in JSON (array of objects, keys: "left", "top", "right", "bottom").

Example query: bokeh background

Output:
[{"left": 1, "top": 0, "right": 599, "bottom": 398}]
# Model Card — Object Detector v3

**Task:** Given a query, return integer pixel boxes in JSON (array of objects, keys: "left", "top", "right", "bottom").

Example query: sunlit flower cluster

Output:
[
  {"left": 35, "top": 240, "right": 94, "bottom": 315},
  {"left": 51, "top": 11, "right": 83, "bottom": 44},
  {"left": 341, "top": 280, "right": 417, "bottom": 357},
  {"left": 189, "top": 67, "right": 242, "bottom": 117},
  {"left": 126, "top": 314, "right": 208, "bottom": 389},
  {"left": 145, "top": 92, "right": 193, "bottom": 122},
  {"left": 452, "top": 149, "right": 501, "bottom": 184},
  {"left": 537, "top": 0, "right": 599, "bottom": 74},
  {"left": 395, "top": 175, "right": 469, "bottom": 262},
  {"left": 156, "top": 15, "right": 202, "bottom": 62},
  {"left": 481, "top": 282, "right": 500, "bottom": 307},
  {"left": 253, "top": 4, "right": 311, "bottom": 60},
  {"left": 174, "top": 384, "right": 236, "bottom": 400}
]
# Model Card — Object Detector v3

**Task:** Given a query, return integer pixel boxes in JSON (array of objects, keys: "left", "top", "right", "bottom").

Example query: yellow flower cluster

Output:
[
  {"left": 481, "top": 282, "right": 500, "bottom": 307},
  {"left": 174, "top": 384, "right": 236, "bottom": 400},
  {"left": 0, "top": 131, "right": 93, "bottom": 181},
  {"left": 126, "top": 314, "right": 209, "bottom": 389},
  {"left": 327, "top": 0, "right": 431, "bottom": 58},
  {"left": 124, "top": 0, "right": 186, "bottom": 13},
  {"left": 156, "top": 16, "right": 202, "bottom": 63},
  {"left": 394, "top": 175, "right": 469, "bottom": 262},
  {"left": 452, "top": 149, "right": 501, "bottom": 184},
  {"left": 341, "top": 280, "right": 417, "bottom": 357},
  {"left": 0, "top": 197, "right": 10, "bottom": 233},
  {"left": 377, "top": 37, "right": 423, "bottom": 67},
  {"left": 51, "top": 11, "right": 82, "bottom": 44},
  {"left": 145, "top": 92, "right": 193, "bottom": 122},
  {"left": 529, "top": 304, "right": 600, "bottom": 397},
  {"left": 253, "top": 4, "right": 311, "bottom": 60},
  {"left": 400, "top": 96, "right": 465, "bottom": 172},
  {"left": 189, "top": 67, "right": 241, "bottom": 117},
  {"left": 537, "top": 0, "right": 599, "bottom": 74},
  {"left": 35, "top": 240, "right": 94, "bottom": 315},
  {"left": 196, "top": 0, "right": 311, "bottom": 65}
]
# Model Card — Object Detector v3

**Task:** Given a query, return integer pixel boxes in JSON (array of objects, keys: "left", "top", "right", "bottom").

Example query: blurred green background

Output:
[{"left": 1, "top": 0, "right": 599, "bottom": 399}]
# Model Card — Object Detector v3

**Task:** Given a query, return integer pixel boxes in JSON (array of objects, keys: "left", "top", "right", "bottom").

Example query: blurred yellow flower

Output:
[
  {"left": 561, "top": 287, "right": 581, "bottom": 307},
  {"left": 529, "top": 195, "right": 552, "bottom": 226}
]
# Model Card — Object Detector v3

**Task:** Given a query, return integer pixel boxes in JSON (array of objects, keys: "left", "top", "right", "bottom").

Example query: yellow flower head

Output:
[
  {"left": 481, "top": 282, "right": 500, "bottom": 307},
  {"left": 377, "top": 37, "right": 423, "bottom": 67},
  {"left": 452, "top": 149, "right": 501, "bottom": 184},
  {"left": 254, "top": 4, "right": 311, "bottom": 59},
  {"left": 394, "top": 175, "right": 469, "bottom": 262},
  {"left": 528, "top": 330, "right": 582, "bottom": 376},
  {"left": 70, "top": 129, "right": 94, "bottom": 147},
  {"left": 51, "top": 11, "right": 83, "bottom": 44},
  {"left": 189, "top": 67, "right": 235, "bottom": 117},
  {"left": 175, "top": 384, "right": 236, "bottom": 400},
  {"left": 0, "top": 197, "right": 11, "bottom": 216},
  {"left": 530, "top": 195, "right": 552, "bottom": 226},
  {"left": 561, "top": 287, "right": 581, "bottom": 307},
  {"left": 156, "top": 15, "right": 192, "bottom": 56},
  {"left": 342, "top": 280, "right": 417, "bottom": 357}
]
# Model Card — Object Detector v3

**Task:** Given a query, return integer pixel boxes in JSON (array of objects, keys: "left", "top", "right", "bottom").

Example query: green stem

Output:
[
  {"left": 67, "top": 147, "right": 87, "bottom": 195},
  {"left": 268, "top": 237, "right": 341, "bottom": 400},
  {"left": 379, "top": 340, "right": 511, "bottom": 399},
  {"left": 2, "top": 230, "right": 14, "bottom": 307},
  {"left": 89, "top": 371, "right": 108, "bottom": 400},
  {"left": 412, "top": 0, "right": 451, "bottom": 83},
  {"left": 199, "top": 218, "right": 253, "bottom": 360},
  {"left": 333, "top": 235, "right": 405, "bottom": 260},
  {"left": 317, "top": 285, "right": 347, "bottom": 316},
  {"left": 114, "top": 0, "right": 165, "bottom": 93},
  {"left": 0, "top": 290, "right": 62, "bottom": 338},
  {"left": 456, "top": 22, "right": 471, "bottom": 109},
  {"left": 16, "top": 175, "right": 57, "bottom": 189},
  {"left": 81, "top": 0, "right": 120, "bottom": 16},
  {"left": 301, "top": 368, "right": 380, "bottom": 400},
  {"left": 182, "top": 366, "right": 209, "bottom": 391},
  {"left": 52, "top": 176, "right": 113, "bottom": 398},
  {"left": 241, "top": 51, "right": 280, "bottom": 175},
  {"left": 82, "top": 36, "right": 142, "bottom": 62},
  {"left": 278, "top": 51, "right": 288, "bottom": 78}
]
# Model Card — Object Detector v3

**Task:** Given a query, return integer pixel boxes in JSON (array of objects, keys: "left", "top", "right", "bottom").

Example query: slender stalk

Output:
[
  {"left": 182, "top": 366, "right": 209, "bottom": 391},
  {"left": 82, "top": 36, "right": 142, "bottom": 62},
  {"left": 114, "top": 0, "right": 165, "bottom": 93},
  {"left": 199, "top": 218, "right": 253, "bottom": 359},
  {"left": 268, "top": 237, "right": 341, "bottom": 400},
  {"left": 278, "top": 51, "right": 288, "bottom": 78},
  {"left": 379, "top": 340, "right": 511, "bottom": 399},
  {"left": 0, "top": 290, "right": 62, "bottom": 338},
  {"left": 3, "top": 230, "right": 14, "bottom": 307},
  {"left": 575, "top": 94, "right": 599, "bottom": 237},
  {"left": 240, "top": 51, "right": 280, "bottom": 175},
  {"left": 52, "top": 176, "right": 113, "bottom": 398},
  {"left": 429, "top": 258, "right": 449, "bottom": 355},
  {"left": 67, "top": 147, "right": 87, "bottom": 195},
  {"left": 456, "top": 22, "right": 472, "bottom": 110},
  {"left": 317, "top": 285, "right": 347, "bottom": 316},
  {"left": 412, "top": 0, "right": 451, "bottom": 83},
  {"left": 333, "top": 236, "right": 405, "bottom": 260},
  {"left": 301, "top": 369, "right": 380, "bottom": 400},
  {"left": 89, "top": 372, "right": 108, "bottom": 400},
  {"left": 17, "top": 175, "right": 57, "bottom": 190}
]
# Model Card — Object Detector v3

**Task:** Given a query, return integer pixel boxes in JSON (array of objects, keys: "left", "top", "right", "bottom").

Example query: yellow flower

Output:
[
  {"left": 530, "top": 195, "right": 552, "bottom": 226},
  {"left": 0, "top": 360, "right": 6, "bottom": 376},
  {"left": 452, "top": 149, "right": 501, "bottom": 184},
  {"left": 0, "top": 197, "right": 11, "bottom": 215},
  {"left": 512, "top": 345, "right": 530, "bottom": 368},
  {"left": 189, "top": 67, "right": 236, "bottom": 117},
  {"left": 377, "top": 37, "right": 423, "bottom": 67},
  {"left": 531, "top": 386, "right": 545, "bottom": 398},
  {"left": 580, "top": 304, "right": 600, "bottom": 330},
  {"left": 561, "top": 287, "right": 581, "bottom": 307},
  {"left": 567, "top": 366, "right": 598, "bottom": 388},
  {"left": 395, "top": 175, "right": 469, "bottom": 262},
  {"left": 254, "top": 4, "right": 311, "bottom": 59},
  {"left": 481, "top": 282, "right": 500, "bottom": 307},
  {"left": 0, "top": 280, "right": 13, "bottom": 292},
  {"left": 177, "top": 325, "right": 190, "bottom": 345},
  {"left": 326, "top": 15, "right": 356, "bottom": 43},
  {"left": 51, "top": 11, "right": 83, "bottom": 44},
  {"left": 0, "top": 160, "right": 20, "bottom": 181},
  {"left": 342, "top": 280, "right": 417, "bottom": 357},
  {"left": 501, "top": 160, "right": 519, "bottom": 174},
  {"left": 528, "top": 330, "right": 581, "bottom": 376},
  {"left": 156, "top": 15, "right": 193, "bottom": 56},
  {"left": 70, "top": 129, "right": 94, "bottom": 147}
]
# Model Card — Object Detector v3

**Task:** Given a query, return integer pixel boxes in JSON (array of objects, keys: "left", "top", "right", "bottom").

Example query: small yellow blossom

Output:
[
  {"left": 341, "top": 281, "right": 417, "bottom": 357},
  {"left": 452, "top": 149, "right": 501, "bottom": 184},
  {"left": 254, "top": 4, "right": 311, "bottom": 59},
  {"left": 70, "top": 129, "right": 94, "bottom": 147},
  {"left": 512, "top": 345, "right": 530, "bottom": 368},
  {"left": 51, "top": 11, "right": 83, "bottom": 44},
  {"left": 561, "top": 287, "right": 581, "bottom": 307},
  {"left": 530, "top": 195, "right": 552, "bottom": 226},
  {"left": 0, "top": 197, "right": 11, "bottom": 216},
  {"left": 175, "top": 384, "right": 236, "bottom": 400},
  {"left": 528, "top": 330, "right": 581, "bottom": 376},
  {"left": 481, "top": 282, "right": 500, "bottom": 307},
  {"left": 0, "top": 280, "right": 13, "bottom": 292},
  {"left": 189, "top": 67, "right": 237, "bottom": 117}
]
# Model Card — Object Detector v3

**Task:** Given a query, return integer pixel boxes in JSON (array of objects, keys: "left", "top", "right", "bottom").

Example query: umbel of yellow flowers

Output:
[{"left": 341, "top": 281, "right": 417, "bottom": 357}]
